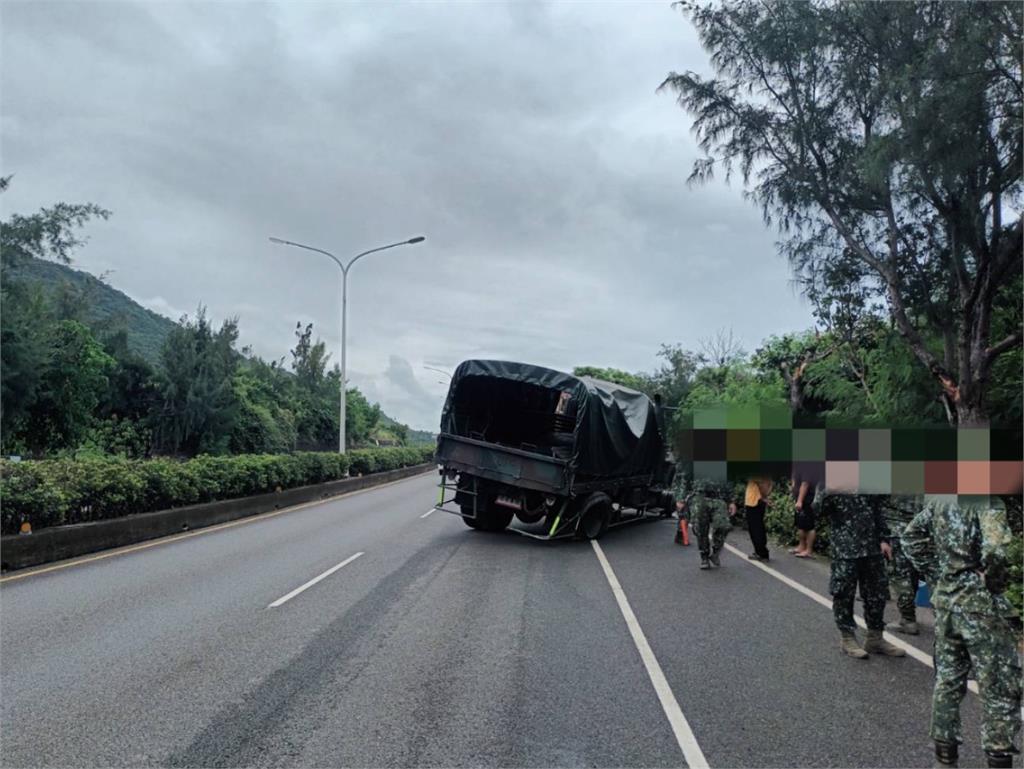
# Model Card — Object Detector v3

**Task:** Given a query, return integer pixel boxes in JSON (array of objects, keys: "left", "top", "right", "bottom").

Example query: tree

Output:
[
  {"left": 229, "top": 360, "right": 298, "bottom": 455},
  {"left": 17, "top": 321, "right": 116, "bottom": 454},
  {"left": 155, "top": 307, "right": 240, "bottom": 456},
  {"left": 753, "top": 332, "right": 835, "bottom": 414},
  {"left": 99, "top": 330, "right": 160, "bottom": 424},
  {"left": 694, "top": 328, "right": 746, "bottom": 393},
  {"left": 0, "top": 281, "right": 50, "bottom": 447},
  {"left": 289, "top": 323, "right": 340, "bottom": 450},
  {"left": 345, "top": 386, "right": 381, "bottom": 447},
  {"left": 683, "top": 358, "right": 785, "bottom": 412},
  {"left": 572, "top": 366, "right": 650, "bottom": 393},
  {"left": 290, "top": 322, "right": 332, "bottom": 392},
  {"left": 663, "top": 1, "right": 1022, "bottom": 425},
  {"left": 0, "top": 182, "right": 113, "bottom": 451},
  {"left": 647, "top": 343, "right": 700, "bottom": 409},
  {"left": 0, "top": 199, "right": 110, "bottom": 266}
]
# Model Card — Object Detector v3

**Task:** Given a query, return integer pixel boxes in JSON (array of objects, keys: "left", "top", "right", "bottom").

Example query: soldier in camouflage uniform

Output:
[
  {"left": 820, "top": 491, "right": 906, "bottom": 659},
  {"left": 903, "top": 496, "right": 1022, "bottom": 768},
  {"left": 691, "top": 479, "right": 731, "bottom": 570},
  {"left": 881, "top": 494, "right": 924, "bottom": 635}
]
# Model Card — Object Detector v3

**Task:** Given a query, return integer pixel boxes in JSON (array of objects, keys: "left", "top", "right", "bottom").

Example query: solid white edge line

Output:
[
  {"left": 591, "top": 540, "right": 710, "bottom": 769},
  {"left": 268, "top": 552, "right": 364, "bottom": 608},
  {"left": 721, "top": 542, "right": 980, "bottom": 695},
  {"left": 420, "top": 508, "right": 436, "bottom": 518}
]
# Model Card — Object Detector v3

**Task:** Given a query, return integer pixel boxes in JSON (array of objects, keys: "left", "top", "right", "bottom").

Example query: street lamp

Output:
[
  {"left": 269, "top": 234, "right": 426, "bottom": 453},
  {"left": 423, "top": 365, "right": 452, "bottom": 381}
]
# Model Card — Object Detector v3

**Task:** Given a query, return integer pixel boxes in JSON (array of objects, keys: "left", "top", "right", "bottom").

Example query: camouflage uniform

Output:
[
  {"left": 670, "top": 471, "right": 689, "bottom": 507},
  {"left": 903, "top": 497, "right": 1022, "bottom": 757},
  {"left": 821, "top": 492, "right": 890, "bottom": 633},
  {"left": 692, "top": 489, "right": 731, "bottom": 559},
  {"left": 882, "top": 495, "right": 923, "bottom": 623}
]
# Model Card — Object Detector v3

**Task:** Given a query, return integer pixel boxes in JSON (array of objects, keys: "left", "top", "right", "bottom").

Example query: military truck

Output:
[{"left": 434, "top": 360, "right": 676, "bottom": 540}]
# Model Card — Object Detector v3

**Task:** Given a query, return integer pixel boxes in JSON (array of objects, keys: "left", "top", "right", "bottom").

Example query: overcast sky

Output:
[{"left": 2, "top": 1, "right": 814, "bottom": 430}]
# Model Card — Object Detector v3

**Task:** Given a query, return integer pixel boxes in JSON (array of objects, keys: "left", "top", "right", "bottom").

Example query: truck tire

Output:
[
  {"left": 576, "top": 493, "right": 612, "bottom": 540},
  {"left": 460, "top": 503, "right": 512, "bottom": 532},
  {"left": 478, "top": 507, "right": 514, "bottom": 532}
]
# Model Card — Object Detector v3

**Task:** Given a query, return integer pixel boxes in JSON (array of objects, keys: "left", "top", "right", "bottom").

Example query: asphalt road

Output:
[{"left": 0, "top": 472, "right": 995, "bottom": 768}]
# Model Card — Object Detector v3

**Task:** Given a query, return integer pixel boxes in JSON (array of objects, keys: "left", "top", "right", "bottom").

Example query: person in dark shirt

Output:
[{"left": 790, "top": 466, "right": 819, "bottom": 558}]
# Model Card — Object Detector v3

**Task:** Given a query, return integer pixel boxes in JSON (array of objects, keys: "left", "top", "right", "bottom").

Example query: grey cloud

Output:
[{"left": 2, "top": 1, "right": 814, "bottom": 430}]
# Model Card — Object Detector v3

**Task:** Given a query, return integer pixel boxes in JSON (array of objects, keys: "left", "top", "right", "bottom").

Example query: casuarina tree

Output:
[{"left": 662, "top": 1, "right": 1022, "bottom": 425}]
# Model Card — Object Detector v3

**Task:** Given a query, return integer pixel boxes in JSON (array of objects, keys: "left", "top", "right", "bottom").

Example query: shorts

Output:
[{"left": 794, "top": 504, "right": 816, "bottom": 531}]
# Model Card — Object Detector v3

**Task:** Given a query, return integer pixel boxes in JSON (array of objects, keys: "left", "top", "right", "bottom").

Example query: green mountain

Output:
[
  {"left": 3, "top": 256, "right": 177, "bottom": 365},
  {"left": 3, "top": 256, "right": 435, "bottom": 443}
]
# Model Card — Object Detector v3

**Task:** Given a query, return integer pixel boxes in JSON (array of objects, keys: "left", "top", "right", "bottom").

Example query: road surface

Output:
[{"left": 1, "top": 472, "right": 993, "bottom": 767}]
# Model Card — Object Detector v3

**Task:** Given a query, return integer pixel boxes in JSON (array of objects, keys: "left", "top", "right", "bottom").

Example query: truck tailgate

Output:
[{"left": 435, "top": 433, "right": 569, "bottom": 494}]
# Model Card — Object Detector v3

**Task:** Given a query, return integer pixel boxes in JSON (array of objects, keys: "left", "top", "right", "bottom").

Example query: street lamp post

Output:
[
  {"left": 423, "top": 365, "right": 452, "bottom": 381},
  {"left": 269, "top": 235, "right": 426, "bottom": 453}
]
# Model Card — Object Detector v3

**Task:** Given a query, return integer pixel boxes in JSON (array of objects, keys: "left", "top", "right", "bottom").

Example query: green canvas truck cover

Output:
[{"left": 439, "top": 359, "right": 664, "bottom": 481}]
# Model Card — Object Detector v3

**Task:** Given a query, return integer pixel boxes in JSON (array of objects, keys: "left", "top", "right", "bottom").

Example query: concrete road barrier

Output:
[{"left": 0, "top": 463, "right": 436, "bottom": 572}]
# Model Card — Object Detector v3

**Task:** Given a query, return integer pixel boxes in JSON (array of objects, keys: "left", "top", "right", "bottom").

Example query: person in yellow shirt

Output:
[{"left": 744, "top": 477, "right": 773, "bottom": 561}]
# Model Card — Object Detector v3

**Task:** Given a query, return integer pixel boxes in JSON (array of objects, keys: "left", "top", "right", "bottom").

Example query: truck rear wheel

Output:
[
  {"left": 460, "top": 504, "right": 513, "bottom": 532},
  {"left": 576, "top": 493, "right": 612, "bottom": 540}
]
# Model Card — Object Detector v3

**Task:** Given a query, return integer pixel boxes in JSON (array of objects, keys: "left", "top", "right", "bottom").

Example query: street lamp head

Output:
[
  {"left": 268, "top": 237, "right": 287, "bottom": 244},
  {"left": 407, "top": 236, "right": 426, "bottom": 244}
]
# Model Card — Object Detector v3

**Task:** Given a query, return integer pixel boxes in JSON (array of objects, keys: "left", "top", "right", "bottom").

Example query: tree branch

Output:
[{"left": 984, "top": 330, "right": 1023, "bottom": 365}]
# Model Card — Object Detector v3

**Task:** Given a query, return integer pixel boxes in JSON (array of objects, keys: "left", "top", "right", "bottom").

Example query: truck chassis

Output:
[{"left": 434, "top": 433, "right": 671, "bottom": 541}]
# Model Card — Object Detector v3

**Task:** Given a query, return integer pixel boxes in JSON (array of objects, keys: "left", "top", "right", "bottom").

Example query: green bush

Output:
[{"left": 0, "top": 446, "right": 435, "bottom": 534}]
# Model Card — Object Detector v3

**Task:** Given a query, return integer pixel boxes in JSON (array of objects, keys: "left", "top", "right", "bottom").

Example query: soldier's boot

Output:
[
  {"left": 864, "top": 628, "right": 906, "bottom": 656},
  {"left": 839, "top": 632, "right": 868, "bottom": 659},
  {"left": 886, "top": 608, "right": 919, "bottom": 636},
  {"left": 985, "top": 752, "right": 1013, "bottom": 768},
  {"left": 886, "top": 617, "right": 920, "bottom": 635},
  {"left": 699, "top": 556, "right": 710, "bottom": 570},
  {"left": 934, "top": 741, "right": 958, "bottom": 767},
  {"left": 709, "top": 550, "right": 721, "bottom": 567}
]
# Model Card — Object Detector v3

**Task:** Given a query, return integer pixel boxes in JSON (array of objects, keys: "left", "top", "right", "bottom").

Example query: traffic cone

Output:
[{"left": 677, "top": 517, "right": 690, "bottom": 545}]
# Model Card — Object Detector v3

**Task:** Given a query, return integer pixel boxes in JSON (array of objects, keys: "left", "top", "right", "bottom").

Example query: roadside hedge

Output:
[{"left": 0, "top": 446, "right": 435, "bottom": 534}]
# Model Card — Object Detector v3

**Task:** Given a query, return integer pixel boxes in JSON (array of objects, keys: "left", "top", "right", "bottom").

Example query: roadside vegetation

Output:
[{"left": 0, "top": 446, "right": 434, "bottom": 535}]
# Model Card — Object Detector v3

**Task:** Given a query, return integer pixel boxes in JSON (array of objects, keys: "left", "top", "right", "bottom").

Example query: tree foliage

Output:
[
  {"left": 571, "top": 366, "right": 651, "bottom": 393},
  {"left": 155, "top": 307, "right": 240, "bottom": 456},
  {"left": 15, "top": 321, "right": 115, "bottom": 454},
  {"left": 0, "top": 200, "right": 111, "bottom": 266},
  {"left": 663, "top": 0, "right": 1023, "bottom": 425}
]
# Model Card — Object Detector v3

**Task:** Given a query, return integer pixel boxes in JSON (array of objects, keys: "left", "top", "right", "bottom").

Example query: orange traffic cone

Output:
[{"left": 674, "top": 517, "right": 690, "bottom": 546}]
